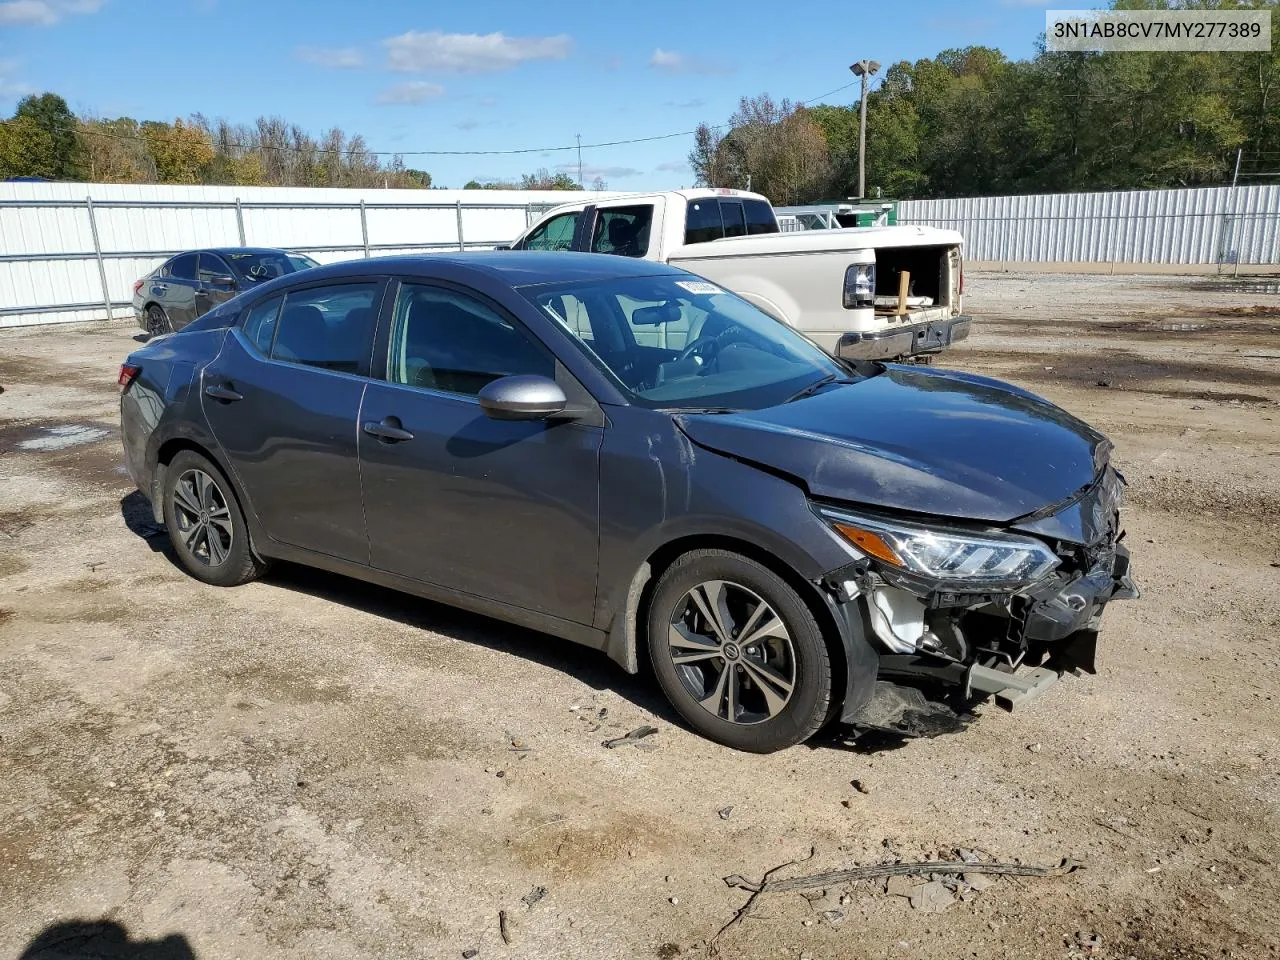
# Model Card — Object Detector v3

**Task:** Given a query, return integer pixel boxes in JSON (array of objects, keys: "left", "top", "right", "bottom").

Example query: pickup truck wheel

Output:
[{"left": 648, "top": 549, "right": 832, "bottom": 753}]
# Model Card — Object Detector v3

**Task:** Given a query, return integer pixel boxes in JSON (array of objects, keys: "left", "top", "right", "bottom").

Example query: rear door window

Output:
[
  {"left": 522, "top": 211, "right": 579, "bottom": 251},
  {"left": 684, "top": 200, "right": 724, "bottom": 245},
  {"left": 166, "top": 253, "right": 197, "bottom": 281},
  {"left": 720, "top": 201, "right": 747, "bottom": 239},
  {"left": 269, "top": 283, "right": 380, "bottom": 374},
  {"left": 590, "top": 205, "right": 653, "bottom": 258},
  {"left": 743, "top": 199, "right": 779, "bottom": 235}
]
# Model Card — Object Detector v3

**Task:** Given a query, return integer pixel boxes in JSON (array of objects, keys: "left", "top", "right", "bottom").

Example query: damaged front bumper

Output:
[{"left": 826, "top": 476, "right": 1139, "bottom": 736}]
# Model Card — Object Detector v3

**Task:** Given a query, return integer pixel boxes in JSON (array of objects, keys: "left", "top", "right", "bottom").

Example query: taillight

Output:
[
  {"left": 843, "top": 263, "right": 876, "bottom": 309},
  {"left": 118, "top": 363, "right": 141, "bottom": 392},
  {"left": 133, "top": 279, "right": 144, "bottom": 295}
]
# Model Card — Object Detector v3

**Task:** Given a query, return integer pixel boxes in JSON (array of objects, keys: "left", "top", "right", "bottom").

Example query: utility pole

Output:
[
  {"left": 849, "top": 59, "right": 880, "bottom": 200},
  {"left": 576, "top": 133, "right": 583, "bottom": 187}
]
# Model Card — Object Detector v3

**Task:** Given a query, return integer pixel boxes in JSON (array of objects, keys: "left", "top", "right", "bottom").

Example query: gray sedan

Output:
[
  {"left": 132, "top": 247, "right": 319, "bottom": 335},
  {"left": 119, "top": 252, "right": 1135, "bottom": 752}
]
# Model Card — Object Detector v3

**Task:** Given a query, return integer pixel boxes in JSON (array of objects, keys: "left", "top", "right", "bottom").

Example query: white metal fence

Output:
[
  {"left": 898, "top": 184, "right": 1280, "bottom": 269},
  {"left": 0, "top": 182, "right": 599, "bottom": 328}
]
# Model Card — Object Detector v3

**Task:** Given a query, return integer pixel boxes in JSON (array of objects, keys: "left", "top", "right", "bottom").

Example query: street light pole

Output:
[{"left": 849, "top": 59, "right": 880, "bottom": 200}]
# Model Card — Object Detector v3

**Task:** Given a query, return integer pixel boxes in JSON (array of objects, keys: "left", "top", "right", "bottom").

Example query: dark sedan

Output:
[
  {"left": 119, "top": 252, "right": 1137, "bottom": 752},
  {"left": 132, "top": 247, "right": 319, "bottom": 335}
]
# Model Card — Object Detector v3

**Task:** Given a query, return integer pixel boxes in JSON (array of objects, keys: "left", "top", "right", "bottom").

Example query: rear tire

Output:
[
  {"left": 647, "top": 549, "right": 832, "bottom": 753},
  {"left": 146, "top": 304, "right": 171, "bottom": 336},
  {"left": 161, "top": 450, "right": 266, "bottom": 587}
]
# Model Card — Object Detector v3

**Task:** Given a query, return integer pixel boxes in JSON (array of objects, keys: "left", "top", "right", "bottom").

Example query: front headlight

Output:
[{"left": 817, "top": 506, "right": 1060, "bottom": 586}]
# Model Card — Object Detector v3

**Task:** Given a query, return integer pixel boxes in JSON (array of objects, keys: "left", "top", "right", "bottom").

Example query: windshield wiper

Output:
[{"left": 784, "top": 374, "right": 858, "bottom": 404}]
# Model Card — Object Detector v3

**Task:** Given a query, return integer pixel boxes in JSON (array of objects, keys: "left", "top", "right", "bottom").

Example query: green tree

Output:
[
  {"left": 12, "top": 92, "right": 81, "bottom": 179},
  {"left": 141, "top": 119, "right": 215, "bottom": 184},
  {"left": 0, "top": 115, "right": 56, "bottom": 179}
]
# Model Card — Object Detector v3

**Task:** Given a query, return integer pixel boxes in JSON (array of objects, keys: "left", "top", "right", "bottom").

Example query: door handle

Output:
[
  {"left": 362, "top": 419, "right": 414, "bottom": 443},
  {"left": 205, "top": 384, "right": 243, "bottom": 402}
]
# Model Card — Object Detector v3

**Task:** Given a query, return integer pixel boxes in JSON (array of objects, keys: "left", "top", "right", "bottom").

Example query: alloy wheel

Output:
[
  {"left": 147, "top": 305, "right": 169, "bottom": 336},
  {"left": 171, "top": 468, "right": 233, "bottom": 566},
  {"left": 667, "top": 579, "right": 797, "bottom": 725}
]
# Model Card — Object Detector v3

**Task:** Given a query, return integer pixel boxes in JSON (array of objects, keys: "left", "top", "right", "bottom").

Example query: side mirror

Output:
[
  {"left": 478, "top": 375, "right": 567, "bottom": 421},
  {"left": 495, "top": 243, "right": 512, "bottom": 251}
]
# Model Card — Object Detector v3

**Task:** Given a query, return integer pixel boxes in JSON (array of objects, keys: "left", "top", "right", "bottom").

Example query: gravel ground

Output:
[{"left": 1, "top": 271, "right": 1278, "bottom": 960}]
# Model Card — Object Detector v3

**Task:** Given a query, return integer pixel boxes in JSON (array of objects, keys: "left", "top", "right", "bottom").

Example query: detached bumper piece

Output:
[{"left": 836, "top": 314, "right": 972, "bottom": 361}]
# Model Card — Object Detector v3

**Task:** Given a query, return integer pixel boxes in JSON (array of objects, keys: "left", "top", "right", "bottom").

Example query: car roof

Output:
[
  {"left": 202, "top": 247, "right": 298, "bottom": 256},
  {"left": 276, "top": 251, "right": 685, "bottom": 288}
]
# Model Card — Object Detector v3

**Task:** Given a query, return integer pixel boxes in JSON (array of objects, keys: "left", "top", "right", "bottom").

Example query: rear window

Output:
[
  {"left": 683, "top": 198, "right": 778, "bottom": 246},
  {"left": 744, "top": 199, "right": 779, "bottom": 235}
]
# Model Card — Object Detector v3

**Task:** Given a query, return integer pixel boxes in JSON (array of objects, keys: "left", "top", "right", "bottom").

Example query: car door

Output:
[
  {"left": 358, "top": 279, "right": 603, "bottom": 624},
  {"left": 201, "top": 278, "right": 385, "bottom": 562},
  {"left": 195, "top": 252, "right": 239, "bottom": 318},
  {"left": 162, "top": 252, "right": 200, "bottom": 329}
]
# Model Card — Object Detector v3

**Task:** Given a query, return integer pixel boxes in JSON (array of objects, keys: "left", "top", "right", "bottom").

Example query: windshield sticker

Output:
[{"left": 675, "top": 280, "right": 723, "bottom": 296}]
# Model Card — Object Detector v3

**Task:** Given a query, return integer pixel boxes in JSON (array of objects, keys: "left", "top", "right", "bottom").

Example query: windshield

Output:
[
  {"left": 524, "top": 274, "right": 852, "bottom": 411},
  {"left": 225, "top": 251, "right": 320, "bottom": 284}
]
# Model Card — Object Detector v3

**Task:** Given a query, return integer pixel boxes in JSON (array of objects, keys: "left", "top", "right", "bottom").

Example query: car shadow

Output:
[
  {"left": 264, "top": 561, "right": 680, "bottom": 722},
  {"left": 117, "top": 491, "right": 912, "bottom": 749},
  {"left": 120, "top": 491, "right": 170, "bottom": 553},
  {"left": 19, "top": 920, "right": 195, "bottom": 959}
]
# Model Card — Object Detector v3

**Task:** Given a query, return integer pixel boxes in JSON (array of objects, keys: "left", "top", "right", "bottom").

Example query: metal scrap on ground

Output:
[{"left": 602, "top": 725, "right": 659, "bottom": 749}]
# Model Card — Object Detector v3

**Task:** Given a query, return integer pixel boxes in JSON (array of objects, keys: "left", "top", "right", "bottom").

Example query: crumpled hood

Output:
[{"left": 675, "top": 366, "right": 1108, "bottom": 524}]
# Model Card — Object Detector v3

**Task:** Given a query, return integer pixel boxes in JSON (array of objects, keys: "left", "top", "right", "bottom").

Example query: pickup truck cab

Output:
[{"left": 507, "top": 188, "right": 970, "bottom": 361}]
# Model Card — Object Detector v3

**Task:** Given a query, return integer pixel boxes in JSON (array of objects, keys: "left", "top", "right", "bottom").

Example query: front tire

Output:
[
  {"left": 161, "top": 450, "right": 266, "bottom": 587},
  {"left": 647, "top": 549, "right": 832, "bottom": 753}
]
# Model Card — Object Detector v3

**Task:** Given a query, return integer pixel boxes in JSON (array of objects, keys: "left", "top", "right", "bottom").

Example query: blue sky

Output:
[{"left": 1, "top": 0, "right": 1055, "bottom": 189}]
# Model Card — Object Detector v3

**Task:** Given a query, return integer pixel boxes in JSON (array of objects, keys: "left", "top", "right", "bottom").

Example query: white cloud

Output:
[
  {"left": 296, "top": 45, "right": 364, "bottom": 69},
  {"left": 655, "top": 160, "right": 689, "bottom": 173},
  {"left": 556, "top": 163, "right": 642, "bottom": 180},
  {"left": 0, "top": 58, "right": 31, "bottom": 98},
  {"left": 663, "top": 98, "right": 706, "bottom": 109},
  {"left": 385, "top": 30, "right": 571, "bottom": 74},
  {"left": 0, "top": 0, "right": 100, "bottom": 26},
  {"left": 649, "top": 48, "right": 731, "bottom": 77},
  {"left": 375, "top": 81, "right": 446, "bottom": 106}
]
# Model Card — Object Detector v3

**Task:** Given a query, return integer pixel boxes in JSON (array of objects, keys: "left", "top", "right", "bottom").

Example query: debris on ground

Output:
[
  {"left": 462, "top": 950, "right": 478, "bottom": 959},
  {"left": 521, "top": 885, "right": 547, "bottom": 909},
  {"left": 908, "top": 880, "right": 954, "bottom": 913},
  {"left": 717, "top": 805, "right": 734, "bottom": 821},
  {"left": 498, "top": 909, "right": 511, "bottom": 945},
  {"left": 1075, "top": 929, "right": 1103, "bottom": 952},
  {"left": 602, "top": 725, "right": 658, "bottom": 749},
  {"left": 712, "top": 850, "right": 1082, "bottom": 955},
  {"left": 851, "top": 779, "right": 871, "bottom": 794},
  {"left": 820, "top": 909, "right": 845, "bottom": 926}
]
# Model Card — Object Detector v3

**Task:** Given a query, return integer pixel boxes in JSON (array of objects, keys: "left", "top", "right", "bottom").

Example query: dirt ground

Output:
[{"left": 1, "top": 271, "right": 1277, "bottom": 960}]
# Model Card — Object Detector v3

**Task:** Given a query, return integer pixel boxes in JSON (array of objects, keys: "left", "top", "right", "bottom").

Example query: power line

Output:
[{"left": 0, "top": 80, "right": 863, "bottom": 161}]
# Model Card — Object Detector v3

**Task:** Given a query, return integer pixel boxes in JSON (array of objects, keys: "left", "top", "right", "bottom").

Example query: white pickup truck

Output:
[{"left": 506, "top": 188, "right": 970, "bottom": 361}]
